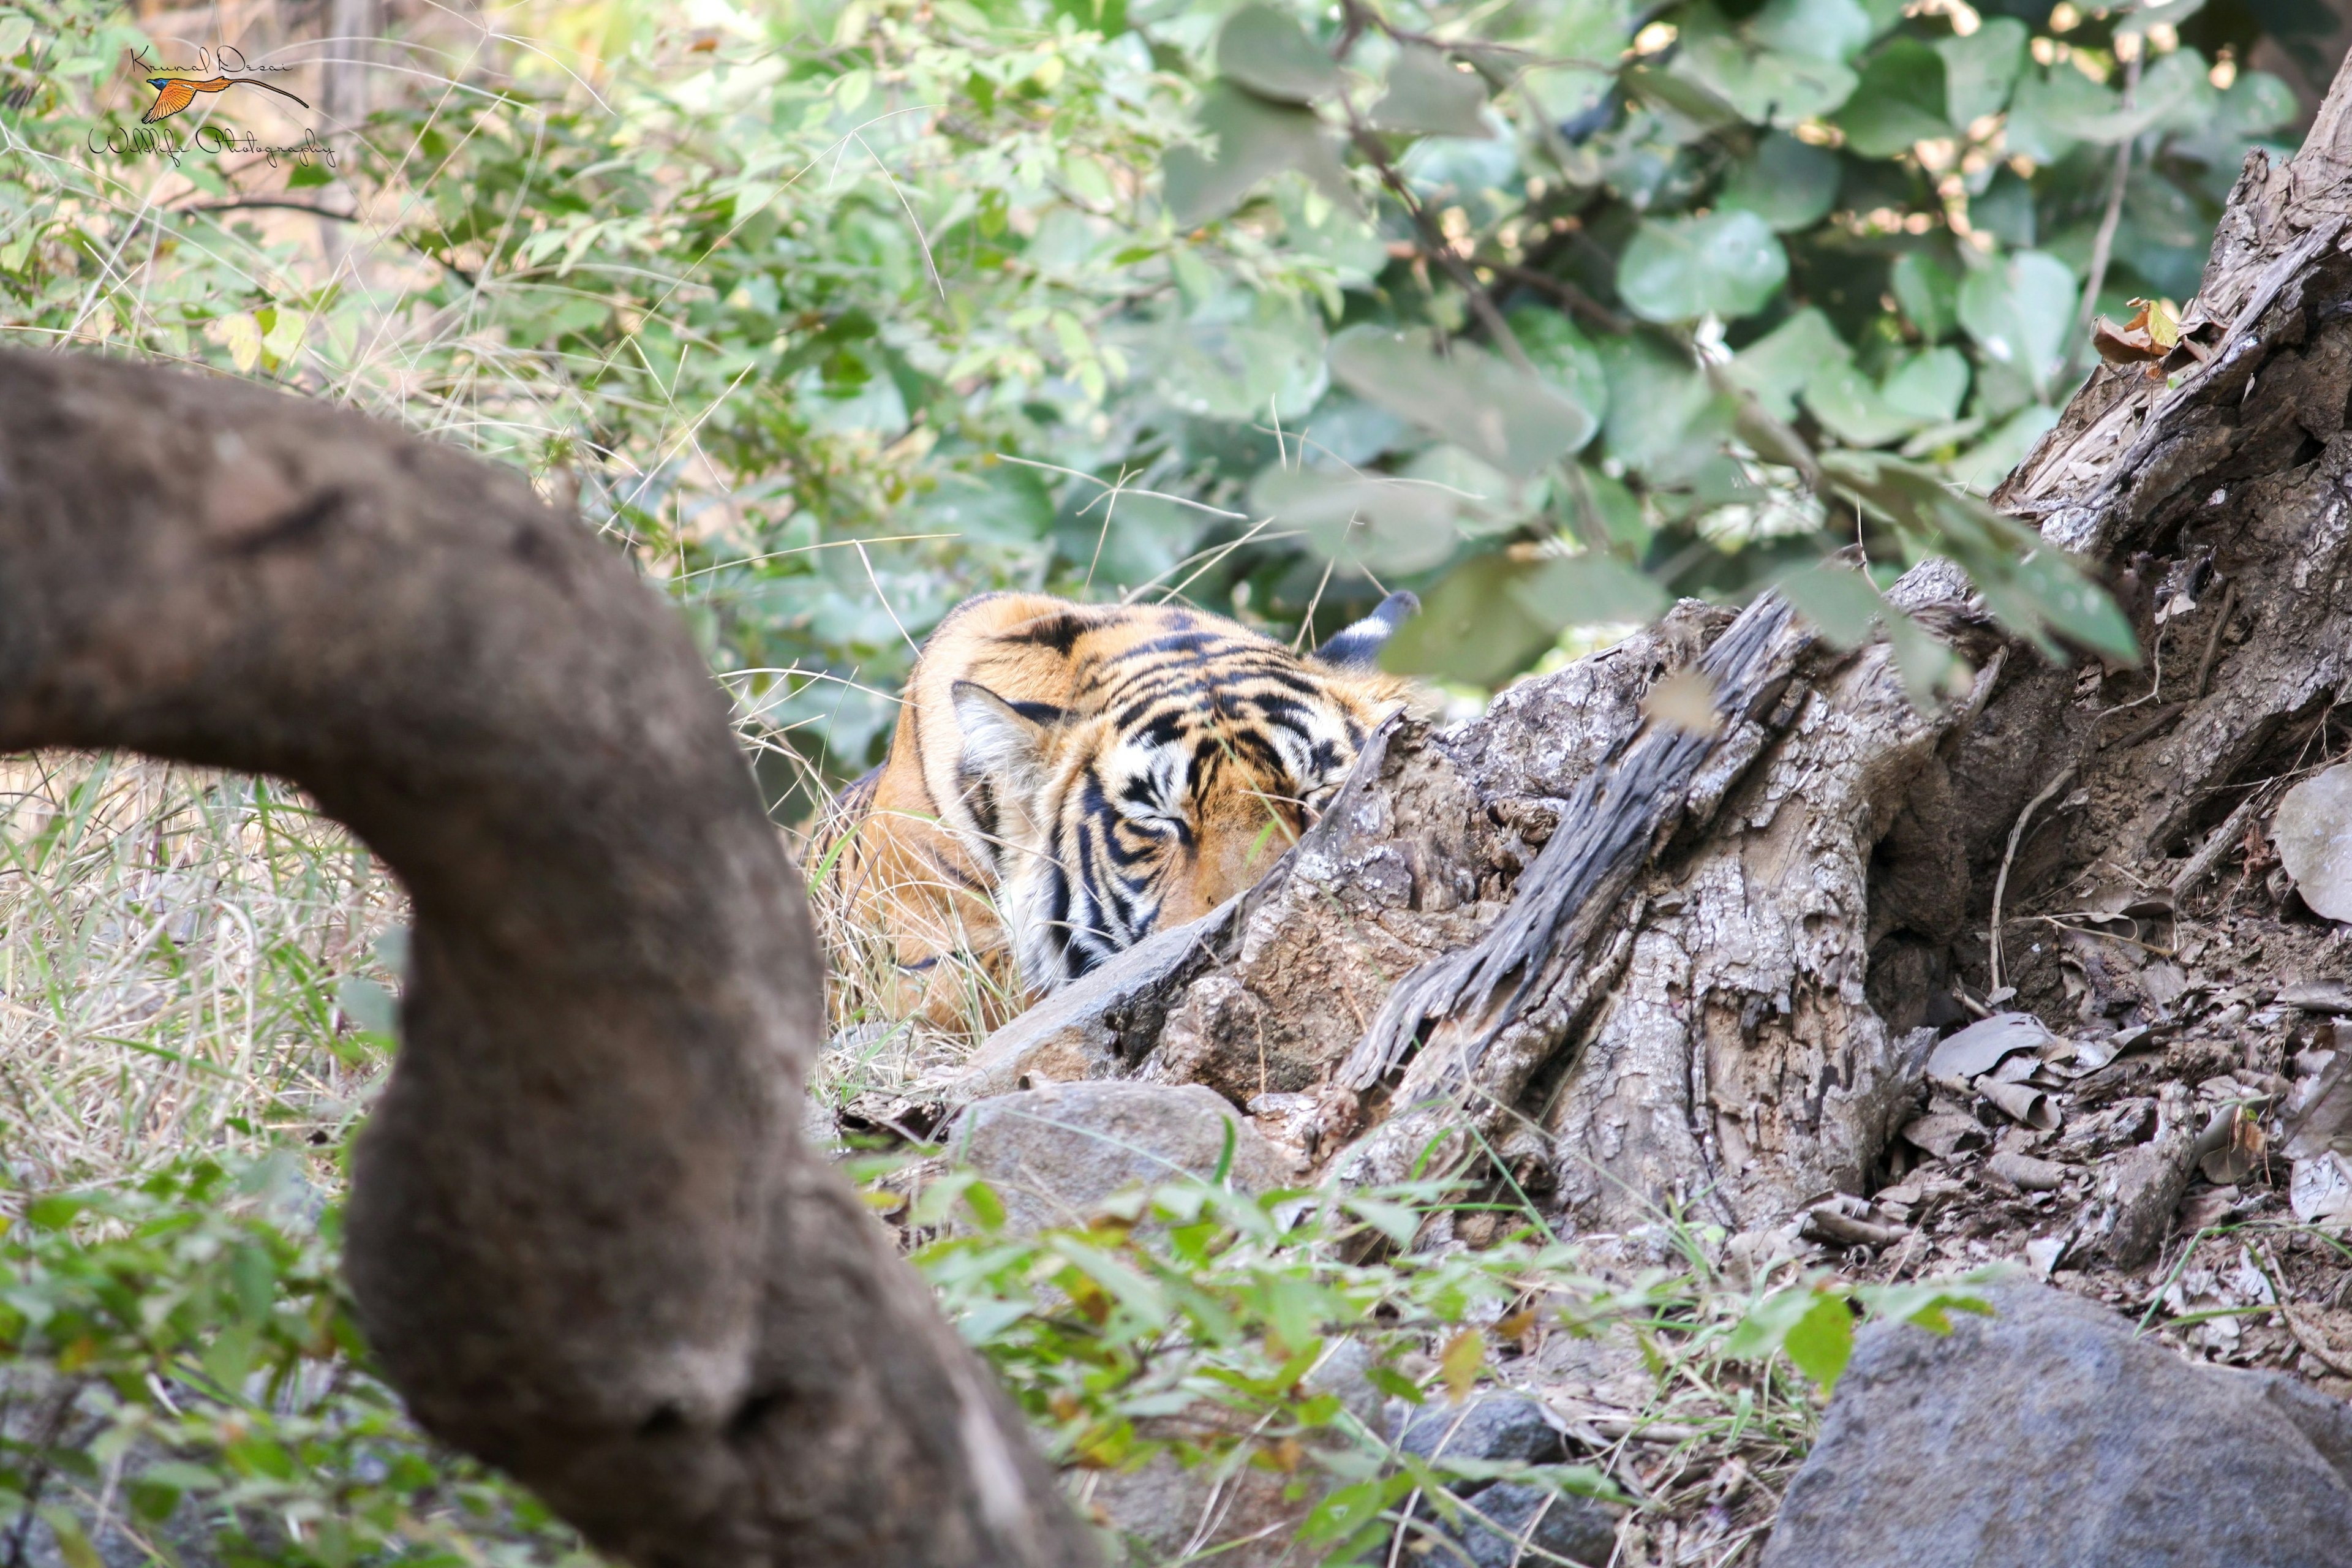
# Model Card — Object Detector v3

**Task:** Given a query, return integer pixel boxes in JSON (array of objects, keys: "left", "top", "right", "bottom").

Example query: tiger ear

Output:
[
  {"left": 951, "top": 679, "right": 1061, "bottom": 788},
  {"left": 1311, "top": 591, "right": 1419, "bottom": 669}
]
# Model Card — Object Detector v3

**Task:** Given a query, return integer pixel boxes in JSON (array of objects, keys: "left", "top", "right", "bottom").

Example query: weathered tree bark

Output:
[
  {"left": 947, "top": 50, "right": 2352, "bottom": 1248},
  {"left": 0, "top": 354, "right": 1095, "bottom": 1567}
]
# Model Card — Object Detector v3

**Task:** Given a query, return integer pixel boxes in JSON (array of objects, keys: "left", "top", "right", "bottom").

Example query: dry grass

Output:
[
  {"left": 0, "top": 746, "right": 1023, "bottom": 1191},
  {"left": 796, "top": 782, "right": 1035, "bottom": 1115},
  {"left": 0, "top": 753, "right": 405, "bottom": 1199}
]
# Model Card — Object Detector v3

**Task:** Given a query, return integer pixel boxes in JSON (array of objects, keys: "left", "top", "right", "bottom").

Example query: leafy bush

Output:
[
  {"left": 0, "top": 0, "right": 2312, "bottom": 806},
  {"left": 0, "top": 1160, "right": 590, "bottom": 1568}
]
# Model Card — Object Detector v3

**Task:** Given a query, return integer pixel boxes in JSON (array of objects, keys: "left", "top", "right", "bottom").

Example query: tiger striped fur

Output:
[{"left": 816, "top": 591, "right": 1422, "bottom": 1021}]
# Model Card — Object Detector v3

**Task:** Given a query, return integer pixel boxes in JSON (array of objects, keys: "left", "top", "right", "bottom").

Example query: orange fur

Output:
[{"left": 815, "top": 591, "right": 1420, "bottom": 1021}]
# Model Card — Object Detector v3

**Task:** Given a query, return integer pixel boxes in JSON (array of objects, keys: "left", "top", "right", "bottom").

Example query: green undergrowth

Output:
[{"left": 0, "top": 757, "right": 2007, "bottom": 1566}]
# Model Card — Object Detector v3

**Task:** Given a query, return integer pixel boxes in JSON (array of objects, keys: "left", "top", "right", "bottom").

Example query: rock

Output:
[
  {"left": 1760, "top": 1283, "right": 2352, "bottom": 1568},
  {"left": 1451, "top": 1481, "right": 1618, "bottom": 1568},
  {"left": 1395, "top": 1396, "right": 1620, "bottom": 1568},
  {"left": 944, "top": 1080, "right": 1288, "bottom": 1235},
  {"left": 1396, "top": 1394, "right": 1569, "bottom": 1466}
]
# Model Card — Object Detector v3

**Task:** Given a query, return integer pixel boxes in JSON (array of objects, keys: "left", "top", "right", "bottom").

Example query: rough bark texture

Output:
[{"left": 0, "top": 353, "right": 1094, "bottom": 1568}]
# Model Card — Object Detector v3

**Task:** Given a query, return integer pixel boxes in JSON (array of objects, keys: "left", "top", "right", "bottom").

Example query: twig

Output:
[
  {"left": 2064, "top": 52, "right": 2141, "bottom": 383},
  {"left": 1340, "top": 109, "right": 1538, "bottom": 375},
  {"left": 1989, "top": 760, "right": 2079, "bottom": 992},
  {"left": 2257, "top": 1242, "right": 2352, "bottom": 1376},
  {"left": 1481, "top": 260, "right": 1630, "bottom": 334},
  {"left": 2195, "top": 579, "right": 2237, "bottom": 698},
  {"left": 2170, "top": 790, "right": 2267, "bottom": 905}
]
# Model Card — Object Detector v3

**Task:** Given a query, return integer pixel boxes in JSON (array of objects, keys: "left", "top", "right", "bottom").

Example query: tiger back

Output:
[{"left": 816, "top": 591, "right": 1421, "bottom": 1023}]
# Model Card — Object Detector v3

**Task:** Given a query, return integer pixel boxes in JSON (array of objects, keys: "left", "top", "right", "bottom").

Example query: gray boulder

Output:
[
  {"left": 1396, "top": 1396, "right": 1618, "bottom": 1567},
  {"left": 1762, "top": 1283, "right": 2352, "bottom": 1568},
  {"left": 944, "top": 1080, "right": 1290, "bottom": 1235}
]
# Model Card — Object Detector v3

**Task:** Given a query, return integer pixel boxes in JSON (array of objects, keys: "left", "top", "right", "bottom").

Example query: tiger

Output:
[{"left": 815, "top": 590, "right": 1423, "bottom": 1023}]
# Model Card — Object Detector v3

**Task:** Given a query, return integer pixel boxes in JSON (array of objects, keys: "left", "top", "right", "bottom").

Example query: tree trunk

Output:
[
  {"left": 952, "top": 52, "right": 2352, "bottom": 1250},
  {"left": 0, "top": 353, "right": 1096, "bottom": 1568}
]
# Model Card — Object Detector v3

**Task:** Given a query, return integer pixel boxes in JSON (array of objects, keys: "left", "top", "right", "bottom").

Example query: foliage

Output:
[
  {"left": 0, "top": 0, "right": 2316, "bottom": 805},
  {"left": 0, "top": 1159, "right": 590, "bottom": 1568},
  {"left": 914, "top": 1167, "right": 2001, "bottom": 1561}
]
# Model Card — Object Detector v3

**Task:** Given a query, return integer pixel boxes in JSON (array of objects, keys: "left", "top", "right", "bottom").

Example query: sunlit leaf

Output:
[
  {"left": 1382, "top": 553, "right": 1563, "bottom": 685},
  {"left": 1777, "top": 560, "right": 1883, "bottom": 647},
  {"left": 1617, "top": 211, "right": 1788, "bottom": 323},
  {"left": 1327, "top": 326, "right": 1596, "bottom": 475},
  {"left": 1512, "top": 552, "right": 1669, "bottom": 628},
  {"left": 1958, "top": 251, "right": 2078, "bottom": 394},
  {"left": 1164, "top": 85, "right": 1349, "bottom": 227},
  {"left": 1782, "top": 1292, "right": 1856, "bottom": 1389},
  {"left": 1936, "top": 17, "right": 2027, "bottom": 126},
  {"left": 1372, "top": 47, "right": 1490, "bottom": 136},
  {"left": 1891, "top": 252, "right": 1961, "bottom": 343},
  {"left": 1438, "top": 1327, "right": 1486, "bottom": 1401},
  {"left": 1834, "top": 37, "right": 1950, "bottom": 156},
  {"left": 1718, "top": 131, "right": 1842, "bottom": 233},
  {"left": 1881, "top": 346, "right": 1970, "bottom": 424},
  {"left": 1215, "top": 4, "right": 1343, "bottom": 103}
]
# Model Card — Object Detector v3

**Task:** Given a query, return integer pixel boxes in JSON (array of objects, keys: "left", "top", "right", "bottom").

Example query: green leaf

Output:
[
  {"left": 2220, "top": 70, "right": 2298, "bottom": 137},
  {"left": 2002, "top": 550, "right": 2141, "bottom": 663},
  {"left": 1252, "top": 468, "right": 1461, "bottom": 573},
  {"left": 1164, "top": 85, "right": 1349, "bottom": 227},
  {"left": 1804, "top": 360, "right": 1918, "bottom": 447},
  {"left": 1891, "top": 252, "right": 1960, "bottom": 342},
  {"left": 1371, "top": 46, "right": 1490, "bottom": 137},
  {"left": 1782, "top": 1292, "right": 1856, "bottom": 1389},
  {"left": 1512, "top": 554, "right": 1669, "bottom": 627},
  {"left": 1833, "top": 38, "right": 1950, "bottom": 157},
  {"left": 1718, "top": 131, "right": 1842, "bottom": 233},
  {"left": 1381, "top": 553, "right": 1564, "bottom": 685},
  {"left": 1616, "top": 211, "right": 1787, "bottom": 323},
  {"left": 2002, "top": 61, "right": 2113, "bottom": 162},
  {"left": 1215, "top": 4, "right": 1343, "bottom": 104},
  {"left": 1777, "top": 560, "right": 1883, "bottom": 647},
  {"left": 1672, "top": 24, "right": 1857, "bottom": 127},
  {"left": 1936, "top": 17, "right": 2027, "bottom": 126},
  {"left": 1958, "top": 251, "right": 2076, "bottom": 395},
  {"left": 1952, "top": 403, "right": 2059, "bottom": 494},
  {"left": 1724, "top": 307, "right": 1850, "bottom": 420},
  {"left": 1884, "top": 606, "right": 1961, "bottom": 704},
  {"left": 1881, "top": 346, "right": 1969, "bottom": 424},
  {"left": 1326, "top": 325, "right": 1596, "bottom": 475},
  {"left": 1505, "top": 305, "right": 1611, "bottom": 426},
  {"left": 1748, "top": 0, "right": 1874, "bottom": 62}
]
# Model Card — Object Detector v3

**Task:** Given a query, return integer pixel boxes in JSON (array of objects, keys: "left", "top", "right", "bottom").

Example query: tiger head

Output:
[{"left": 948, "top": 594, "right": 1420, "bottom": 992}]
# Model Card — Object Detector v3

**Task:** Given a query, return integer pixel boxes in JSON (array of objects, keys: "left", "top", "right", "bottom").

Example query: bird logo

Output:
[{"left": 141, "top": 75, "right": 309, "bottom": 125}]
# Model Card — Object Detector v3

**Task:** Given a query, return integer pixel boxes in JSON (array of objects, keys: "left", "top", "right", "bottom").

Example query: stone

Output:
[
  {"left": 944, "top": 1080, "right": 1288, "bottom": 1235},
  {"left": 1760, "top": 1283, "right": 2352, "bottom": 1568},
  {"left": 1395, "top": 1394, "right": 1569, "bottom": 1466},
  {"left": 1395, "top": 1396, "right": 1620, "bottom": 1568},
  {"left": 1452, "top": 1480, "right": 1618, "bottom": 1568}
]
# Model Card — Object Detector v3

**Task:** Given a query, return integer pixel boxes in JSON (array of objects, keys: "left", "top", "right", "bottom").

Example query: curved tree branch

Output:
[{"left": 0, "top": 352, "right": 1095, "bottom": 1568}]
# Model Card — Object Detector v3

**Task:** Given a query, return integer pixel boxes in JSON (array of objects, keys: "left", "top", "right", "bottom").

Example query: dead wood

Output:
[{"left": 0, "top": 352, "right": 1093, "bottom": 1568}]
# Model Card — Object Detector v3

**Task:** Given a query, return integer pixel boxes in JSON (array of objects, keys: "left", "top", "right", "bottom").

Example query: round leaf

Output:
[
  {"left": 1327, "top": 325, "right": 1597, "bottom": 475},
  {"left": 1216, "top": 4, "right": 1343, "bottom": 104},
  {"left": 1617, "top": 211, "right": 1789, "bottom": 323},
  {"left": 1371, "top": 47, "right": 1491, "bottom": 137},
  {"left": 1719, "top": 131, "right": 1841, "bottom": 233},
  {"left": 1957, "top": 251, "right": 2077, "bottom": 394}
]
